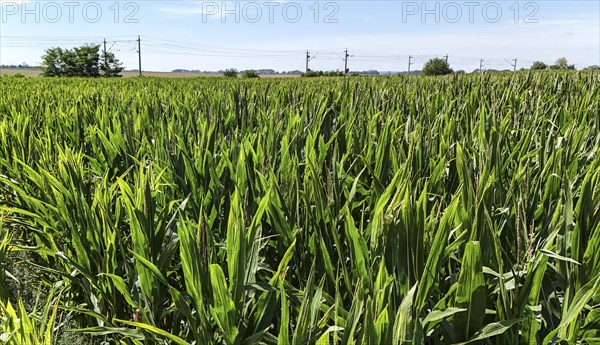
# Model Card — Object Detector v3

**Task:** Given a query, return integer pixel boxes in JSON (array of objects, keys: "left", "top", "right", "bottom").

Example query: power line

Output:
[
  {"left": 143, "top": 36, "right": 303, "bottom": 54},
  {"left": 4, "top": 34, "right": 588, "bottom": 72}
]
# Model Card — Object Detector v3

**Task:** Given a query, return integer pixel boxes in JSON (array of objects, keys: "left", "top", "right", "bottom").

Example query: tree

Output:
[
  {"left": 422, "top": 58, "right": 453, "bottom": 76},
  {"left": 241, "top": 70, "right": 260, "bottom": 78},
  {"left": 223, "top": 68, "right": 238, "bottom": 77},
  {"left": 550, "top": 57, "right": 575, "bottom": 70},
  {"left": 101, "top": 50, "right": 124, "bottom": 77},
  {"left": 40, "top": 44, "right": 123, "bottom": 77},
  {"left": 40, "top": 47, "right": 63, "bottom": 77},
  {"left": 530, "top": 61, "right": 547, "bottom": 70},
  {"left": 74, "top": 45, "right": 101, "bottom": 77}
]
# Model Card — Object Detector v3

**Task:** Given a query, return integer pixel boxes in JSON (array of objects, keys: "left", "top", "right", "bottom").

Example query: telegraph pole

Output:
[
  {"left": 512, "top": 58, "right": 518, "bottom": 72},
  {"left": 137, "top": 35, "right": 142, "bottom": 77},
  {"left": 444, "top": 54, "right": 448, "bottom": 64},
  {"left": 344, "top": 49, "right": 349, "bottom": 75},
  {"left": 479, "top": 59, "right": 484, "bottom": 74},
  {"left": 408, "top": 55, "right": 414, "bottom": 74},
  {"left": 103, "top": 38, "right": 107, "bottom": 67},
  {"left": 306, "top": 50, "right": 310, "bottom": 73}
]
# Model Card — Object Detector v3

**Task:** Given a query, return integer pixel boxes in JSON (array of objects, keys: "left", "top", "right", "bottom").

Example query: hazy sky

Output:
[{"left": 1, "top": 0, "right": 599, "bottom": 72}]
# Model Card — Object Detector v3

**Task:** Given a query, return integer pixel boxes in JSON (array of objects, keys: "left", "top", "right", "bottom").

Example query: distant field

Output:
[
  {"left": 0, "top": 68, "right": 298, "bottom": 78},
  {"left": 0, "top": 68, "right": 42, "bottom": 77}
]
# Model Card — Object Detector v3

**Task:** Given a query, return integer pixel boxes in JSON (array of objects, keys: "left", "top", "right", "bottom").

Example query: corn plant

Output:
[{"left": 0, "top": 72, "right": 599, "bottom": 344}]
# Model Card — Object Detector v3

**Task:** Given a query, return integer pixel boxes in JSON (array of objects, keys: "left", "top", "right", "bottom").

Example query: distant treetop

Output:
[{"left": 422, "top": 58, "right": 453, "bottom": 76}]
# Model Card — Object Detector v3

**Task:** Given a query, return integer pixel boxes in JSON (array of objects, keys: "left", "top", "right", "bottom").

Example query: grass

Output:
[{"left": 0, "top": 72, "right": 599, "bottom": 344}]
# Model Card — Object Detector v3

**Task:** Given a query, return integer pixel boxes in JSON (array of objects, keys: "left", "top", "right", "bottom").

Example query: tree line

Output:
[
  {"left": 35, "top": 46, "right": 597, "bottom": 78},
  {"left": 531, "top": 57, "right": 575, "bottom": 71},
  {"left": 416, "top": 57, "right": 596, "bottom": 76}
]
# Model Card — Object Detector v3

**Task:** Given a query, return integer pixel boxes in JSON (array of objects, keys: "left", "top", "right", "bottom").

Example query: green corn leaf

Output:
[
  {"left": 453, "top": 319, "right": 524, "bottom": 345},
  {"left": 344, "top": 205, "right": 371, "bottom": 290},
  {"left": 209, "top": 264, "right": 240, "bottom": 345},
  {"left": 393, "top": 283, "right": 423, "bottom": 344},
  {"left": 539, "top": 249, "right": 581, "bottom": 265},
  {"left": 115, "top": 319, "right": 191, "bottom": 345},
  {"left": 454, "top": 241, "right": 485, "bottom": 342},
  {"left": 416, "top": 197, "right": 460, "bottom": 311},
  {"left": 227, "top": 188, "right": 247, "bottom": 310},
  {"left": 423, "top": 308, "right": 467, "bottom": 327},
  {"left": 544, "top": 274, "right": 600, "bottom": 343}
]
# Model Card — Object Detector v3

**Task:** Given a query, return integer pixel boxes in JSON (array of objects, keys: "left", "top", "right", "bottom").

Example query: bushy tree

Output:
[
  {"left": 40, "top": 47, "right": 64, "bottom": 77},
  {"left": 530, "top": 61, "right": 547, "bottom": 70},
  {"left": 40, "top": 44, "right": 123, "bottom": 77},
  {"left": 422, "top": 58, "right": 453, "bottom": 76},
  {"left": 241, "top": 70, "right": 260, "bottom": 78},
  {"left": 550, "top": 57, "right": 575, "bottom": 70},
  {"left": 101, "top": 50, "right": 124, "bottom": 77},
  {"left": 74, "top": 45, "right": 101, "bottom": 77},
  {"left": 223, "top": 68, "right": 238, "bottom": 77}
]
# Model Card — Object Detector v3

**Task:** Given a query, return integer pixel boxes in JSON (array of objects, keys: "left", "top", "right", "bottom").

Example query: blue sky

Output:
[{"left": 1, "top": 0, "right": 599, "bottom": 72}]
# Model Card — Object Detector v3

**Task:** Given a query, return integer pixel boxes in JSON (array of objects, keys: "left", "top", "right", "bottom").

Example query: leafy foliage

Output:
[
  {"left": 40, "top": 44, "right": 123, "bottom": 78},
  {"left": 422, "top": 58, "right": 453, "bottom": 76},
  {"left": 241, "top": 70, "right": 260, "bottom": 78},
  {"left": 100, "top": 50, "right": 124, "bottom": 78},
  {"left": 531, "top": 61, "right": 547, "bottom": 70},
  {"left": 0, "top": 72, "right": 599, "bottom": 344},
  {"left": 223, "top": 68, "right": 238, "bottom": 77},
  {"left": 0, "top": 285, "right": 61, "bottom": 345},
  {"left": 550, "top": 57, "right": 576, "bottom": 70}
]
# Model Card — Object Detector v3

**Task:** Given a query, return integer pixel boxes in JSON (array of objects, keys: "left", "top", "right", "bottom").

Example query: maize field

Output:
[{"left": 0, "top": 73, "right": 599, "bottom": 344}]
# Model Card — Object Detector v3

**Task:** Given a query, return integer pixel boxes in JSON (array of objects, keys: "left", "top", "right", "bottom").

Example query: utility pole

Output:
[
  {"left": 479, "top": 59, "right": 484, "bottom": 74},
  {"left": 444, "top": 54, "right": 448, "bottom": 64},
  {"left": 103, "top": 38, "right": 107, "bottom": 68},
  {"left": 344, "top": 49, "right": 349, "bottom": 75},
  {"left": 408, "top": 55, "right": 414, "bottom": 74},
  {"left": 137, "top": 35, "right": 142, "bottom": 77},
  {"left": 512, "top": 58, "right": 518, "bottom": 72},
  {"left": 306, "top": 50, "right": 310, "bottom": 73}
]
